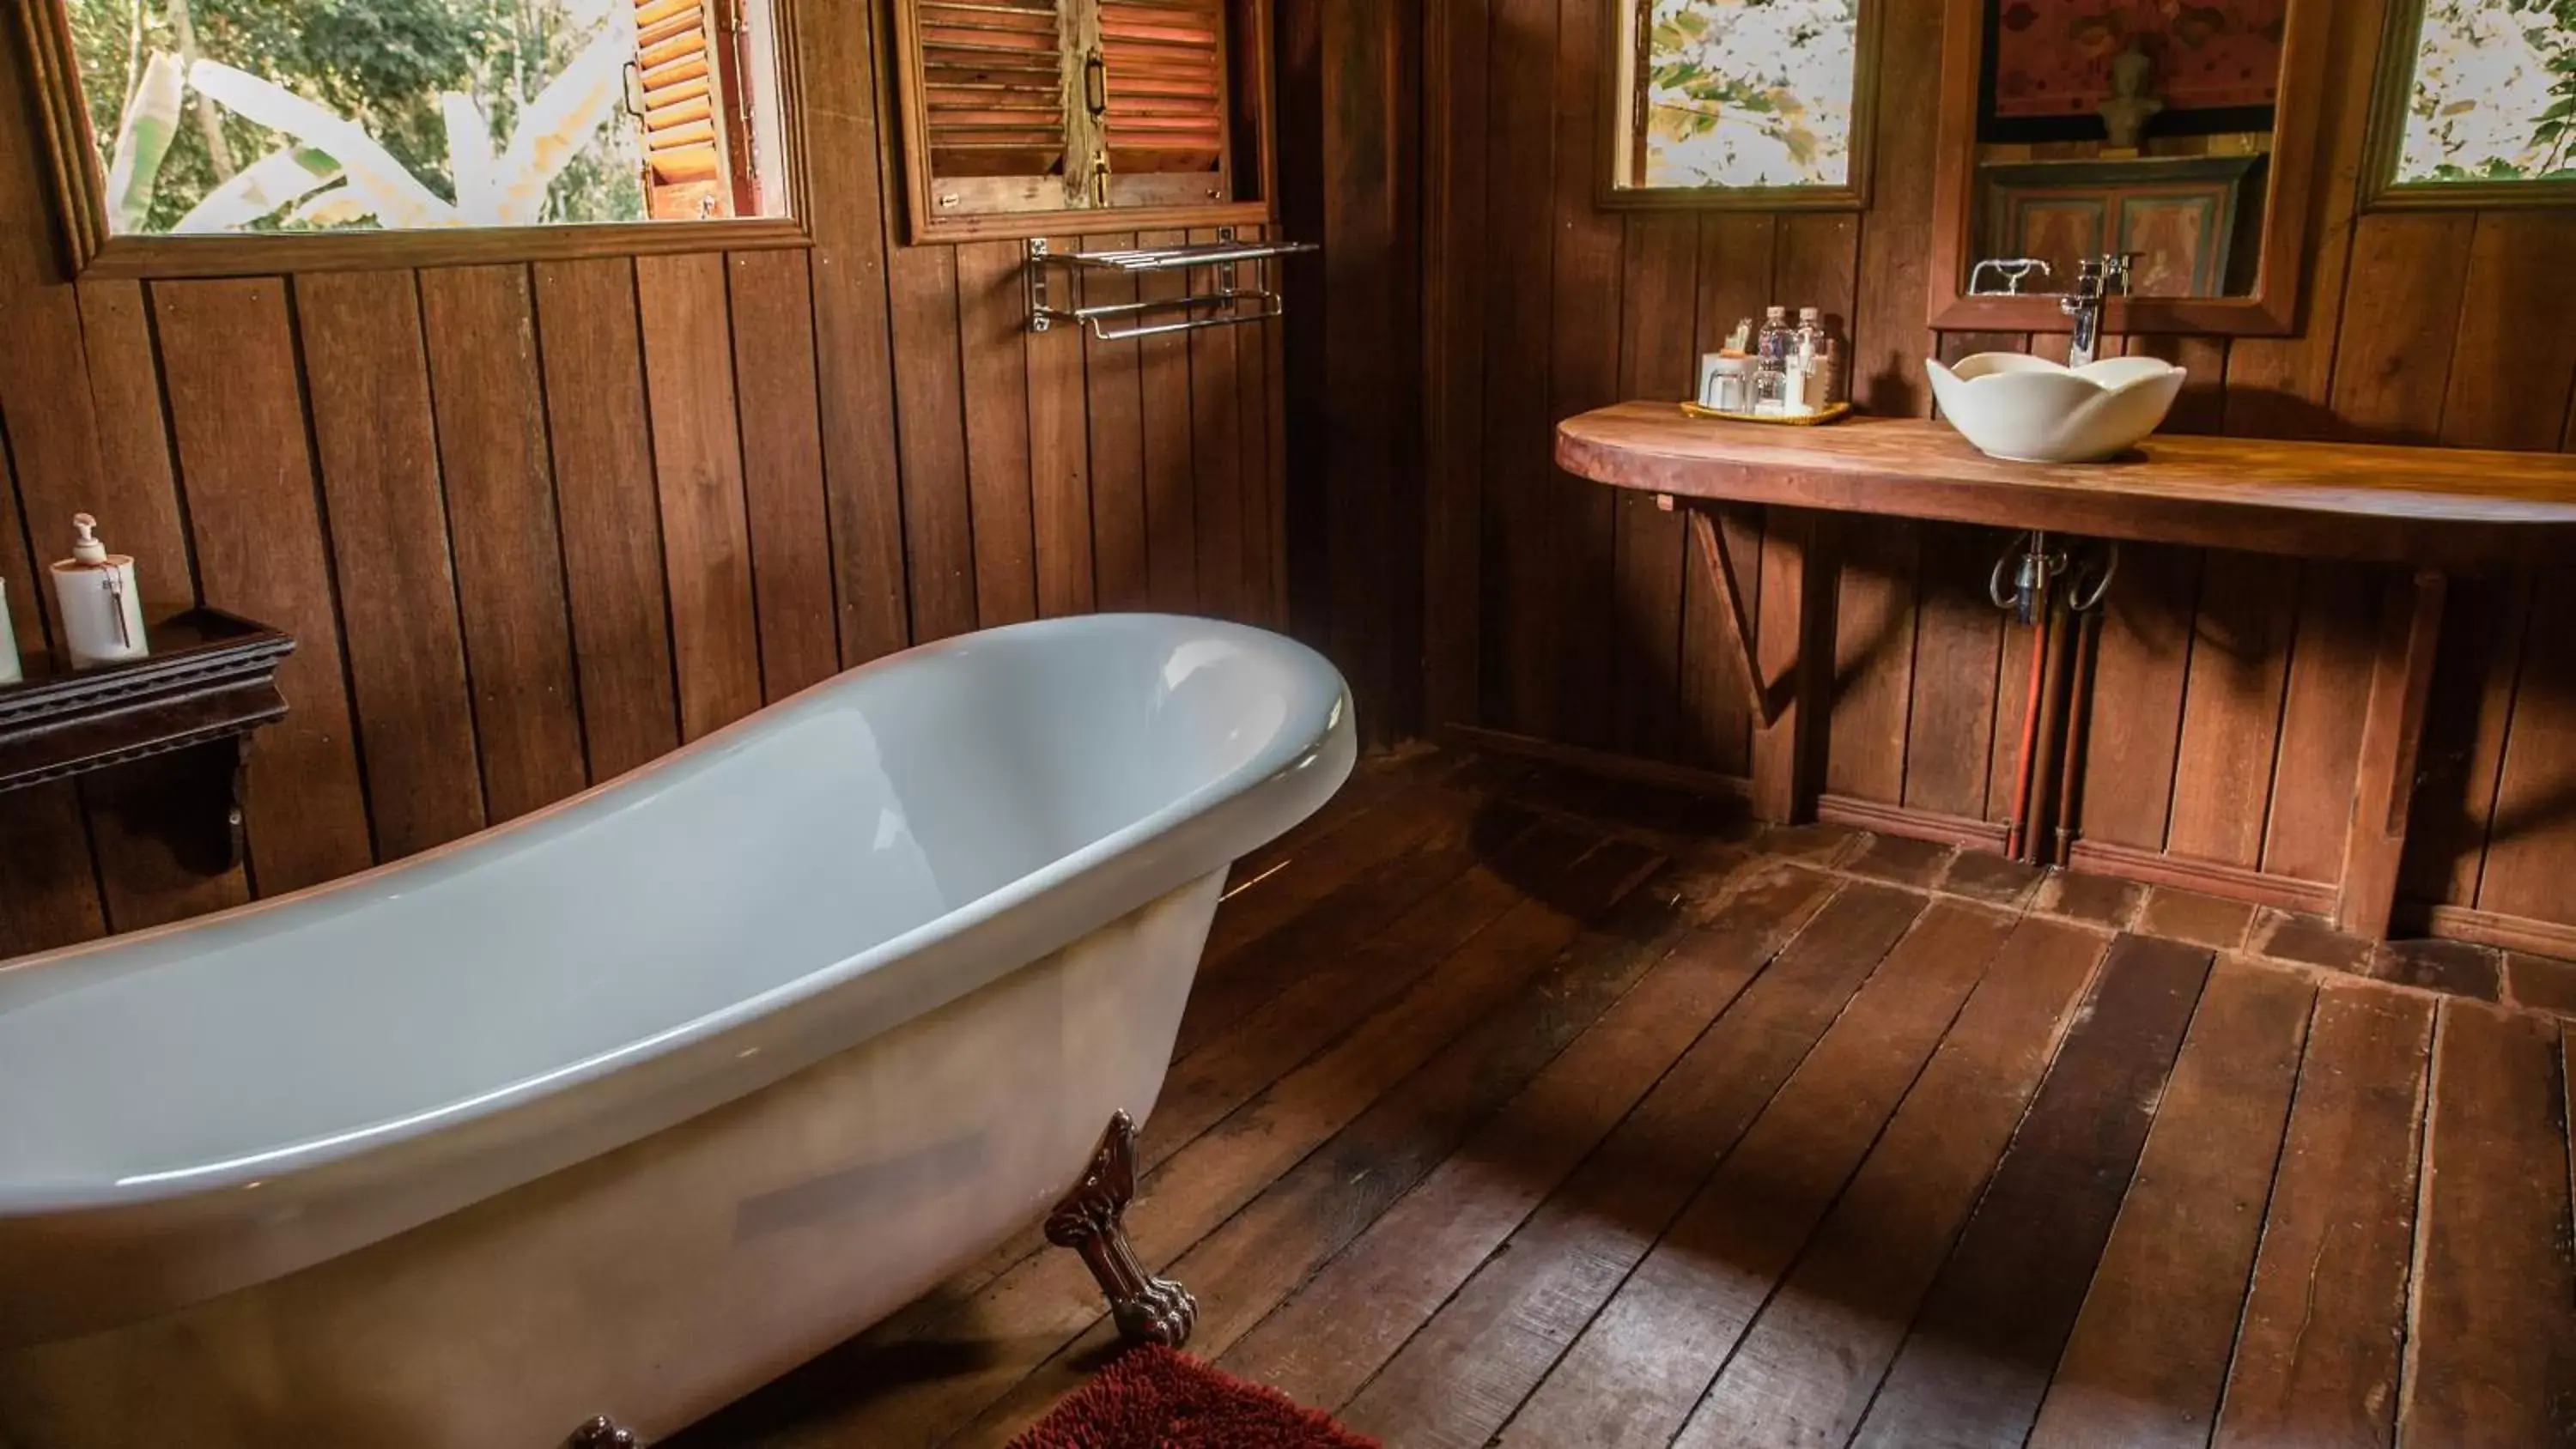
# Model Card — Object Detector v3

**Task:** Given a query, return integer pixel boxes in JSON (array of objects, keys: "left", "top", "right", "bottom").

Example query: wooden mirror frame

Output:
[
  {"left": 13, "top": 0, "right": 813, "bottom": 280},
  {"left": 2358, "top": 0, "right": 2576, "bottom": 213},
  {"left": 1924, "top": 0, "right": 2336, "bottom": 336},
  {"left": 1595, "top": 0, "right": 1883, "bottom": 213}
]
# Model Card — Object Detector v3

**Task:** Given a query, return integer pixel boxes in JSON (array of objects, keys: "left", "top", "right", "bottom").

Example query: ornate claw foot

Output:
[
  {"left": 1046, "top": 1111, "right": 1199, "bottom": 1348},
  {"left": 566, "top": 1416, "right": 639, "bottom": 1448}
]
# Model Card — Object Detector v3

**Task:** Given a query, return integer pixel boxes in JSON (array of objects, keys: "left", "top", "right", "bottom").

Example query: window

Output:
[
  {"left": 890, "top": 0, "right": 1275, "bottom": 243},
  {"left": 23, "top": 0, "right": 803, "bottom": 272},
  {"left": 2366, "top": 0, "right": 2576, "bottom": 205},
  {"left": 1603, "top": 0, "right": 1880, "bottom": 209}
]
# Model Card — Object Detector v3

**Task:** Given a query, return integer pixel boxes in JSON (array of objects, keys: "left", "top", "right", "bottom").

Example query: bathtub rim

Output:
[{"left": 0, "top": 614, "right": 1355, "bottom": 1216}]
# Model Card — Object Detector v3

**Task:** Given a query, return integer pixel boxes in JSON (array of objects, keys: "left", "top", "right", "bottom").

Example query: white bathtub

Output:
[{"left": 0, "top": 614, "right": 1353, "bottom": 1447}]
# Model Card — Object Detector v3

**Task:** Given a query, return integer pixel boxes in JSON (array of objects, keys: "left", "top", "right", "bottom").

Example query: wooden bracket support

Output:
[
  {"left": 1660, "top": 494, "right": 1775, "bottom": 728},
  {"left": 2336, "top": 569, "right": 2446, "bottom": 940}
]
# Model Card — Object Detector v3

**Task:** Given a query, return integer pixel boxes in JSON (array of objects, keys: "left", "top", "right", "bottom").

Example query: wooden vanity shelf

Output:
[
  {"left": 0, "top": 608, "right": 293, "bottom": 873},
  {"left": 1558, "top": 407, "right": 2576, "bottom": 942}
]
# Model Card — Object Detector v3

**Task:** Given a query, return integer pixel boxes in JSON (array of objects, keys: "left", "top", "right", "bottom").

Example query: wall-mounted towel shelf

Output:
[{"left": 1026, "top": 228, "right": 1319, "bottom": 343}]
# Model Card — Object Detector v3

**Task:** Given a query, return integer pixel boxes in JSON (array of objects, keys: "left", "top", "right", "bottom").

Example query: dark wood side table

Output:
[{"left": 0, "top": 608, "right": 294, "bottom": 874}]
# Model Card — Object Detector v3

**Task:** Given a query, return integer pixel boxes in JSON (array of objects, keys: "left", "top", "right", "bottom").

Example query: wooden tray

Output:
[{"left": 1679, "top": 400, "right": 1854, "bottom": 427}]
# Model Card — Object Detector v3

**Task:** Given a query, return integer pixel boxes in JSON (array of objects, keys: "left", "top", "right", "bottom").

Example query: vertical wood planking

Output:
[
  {"left": 726, "top": 250, "right": 842, "bottom": 698},
  {"left": 884, "top": 243, "right": 978, "bottom": 640},
  {"left": 532, "top": 258, "right": 682, "bottom": 779},
  {"left": 1545, "top": 0, "right": 1625, "bottom": 750},
  {"left": 0, "top": 438, "right": 106, "bottom": 955},
  {"left": 1903, "top": 524, "right": 2004, "bottom": 818},
  {"left": 2471, "top": 567, "right": 2576, "bottom": 923},
  {"left": 70, "top": 283, "right": 192, "bottom": 594},
  {"left": 2078, "top": 545, "right": 2202, "bottom": 852},
  {"left": 1844, "top": 0, "right": 1943, "bottom": 420},
  {"left": 71, "top": 280, "right": 244, "bottom": 923},
  {"left": 636, "top": 253, "right": 766, "bottom": 737},
  {"left": 417, "top": 265, "right": 590, "bottom": 821},
  {"left": 1234, "top": 227, "right": 1279, "bottom": 629},
  {"left": 152, "top": 280, "right": 374, "bottom": 892},
  {"left": 2326, "top": 214, "right": 2477, "bottom": 445},
  {"left": 296, "top": 270, "right": 484, "bottom": 861},
  {"left": 2164, "top": 553, "right": 2299, "bottom": 866},
  {"left": 1135, "top": 229, "right": 1199, "bottom": 614},
  {"left": 2262, "top": 561, "right": 2379, "bottom": 883},
  {"left": 1610, "top": 215, "right": 1698, "bottom": 760},
  {"left": 1079, "top": 232, "right": 1151, "bottom": 611},
  {"left": 1826, "top": 518, "right": 1920, "bottom": 803},
  {"left": 1477, "top": 0, "right": 1561, "bottom": 736},
  {"left": 2441, "top": 217, "right": 2576, "bottom": 452},
  {"left": 2399, "top": 570, "right": 2533, "bottom": 910},
  {"left": 1188, "top": 228, "right": 1249, "bottom": 623},
  {"left": 795, "top": 0, "right": 909, "bottom": 663},
  {"left": 954, "top": 240, "right": 1039, "bottom": 628},
  {"left": 1026, "top": 239, "right": 1097, "bottom": 621},
  {"left": 1423, "top": 0, "right": 1492, "bottom": 726}
]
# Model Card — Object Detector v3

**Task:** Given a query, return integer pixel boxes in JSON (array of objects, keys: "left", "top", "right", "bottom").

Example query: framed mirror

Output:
[
  {"left": 1600, "top": 0, "right": 1882, "bottom": 210},
  {"left": 1927, "top": 0, "right": 2335, "bottom": 335},
  {"left": 2363, "top": 0, "right": 2576, "bottom": 209},
  {"left": 15, "top": 0, "right": 809, "bottom": 278}
]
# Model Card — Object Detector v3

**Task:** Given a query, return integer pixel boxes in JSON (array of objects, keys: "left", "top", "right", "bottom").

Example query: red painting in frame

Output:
[{"left": 1990, "top": 0, "right": 2287, "bottom": 119}]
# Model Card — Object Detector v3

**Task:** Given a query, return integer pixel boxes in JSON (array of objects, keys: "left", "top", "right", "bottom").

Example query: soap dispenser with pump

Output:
[{"left": 50, "top": 513, "right": 149, "bottom": 668}]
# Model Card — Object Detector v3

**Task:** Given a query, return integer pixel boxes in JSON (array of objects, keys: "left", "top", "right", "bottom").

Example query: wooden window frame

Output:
[
  {"left": 1597, "top": 0, "right": 1884, "bottom": 214},
  {"left": 2359, "top": 0, "right": 2576, "bottom": 213},
  {"left": 14, "top": 0, "right": 814, "bottom": 281},
  {"left": 889, "top": 0, "right": 1279, "bottom": 246}
]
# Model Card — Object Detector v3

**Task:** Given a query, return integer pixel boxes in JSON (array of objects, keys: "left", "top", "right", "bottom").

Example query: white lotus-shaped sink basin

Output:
[{"left": 1927, "top": 353, "right": 2187, "bottom": 464}]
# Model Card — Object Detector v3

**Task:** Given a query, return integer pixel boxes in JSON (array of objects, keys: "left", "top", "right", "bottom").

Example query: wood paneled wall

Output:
[
  {"left": 0, "top": 3, "right": 1285, "bottom": 956},
  {"left": 1415, "top": 0, "right": 2576, "bottom": 949}
]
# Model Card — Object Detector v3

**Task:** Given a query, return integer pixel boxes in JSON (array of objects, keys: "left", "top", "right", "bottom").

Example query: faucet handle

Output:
[
  {"left": 2076, "top": 252, "right": 2143, "bottom": 297},
  {"left": 1970, "top": 258, "right": 2051, "bottom": 296}
]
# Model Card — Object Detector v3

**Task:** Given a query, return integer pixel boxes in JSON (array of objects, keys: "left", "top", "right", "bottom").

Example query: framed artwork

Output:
[
  {"left": 1978, "top": 0, "right": 2285, "bottom": 143},
  {"left": 1601, "top": 0, "right": 1881, "bottom": 210}
]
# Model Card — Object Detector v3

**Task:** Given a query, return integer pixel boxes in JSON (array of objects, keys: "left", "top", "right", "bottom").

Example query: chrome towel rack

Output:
[{"left": 1025, "top": 228, "right": 1320, "bottom": 343}]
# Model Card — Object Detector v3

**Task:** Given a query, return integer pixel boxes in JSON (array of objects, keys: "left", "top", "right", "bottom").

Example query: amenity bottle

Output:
[{"left": 50, "top": 513, "right": 149, "bottom": 669}]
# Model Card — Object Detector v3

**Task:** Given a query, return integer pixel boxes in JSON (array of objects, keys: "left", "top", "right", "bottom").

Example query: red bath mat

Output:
[{"left": 1007, "top": 1346, "right": 1381, "bottom": 1449}]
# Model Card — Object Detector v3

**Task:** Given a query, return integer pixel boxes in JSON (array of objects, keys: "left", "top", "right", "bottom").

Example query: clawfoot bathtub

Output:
[{"left": 0, "top": 614, "right": 1353, "bottom": 1447}]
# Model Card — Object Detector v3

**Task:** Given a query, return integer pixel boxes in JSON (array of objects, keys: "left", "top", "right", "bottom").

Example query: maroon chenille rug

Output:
[{"left": 1007, "top": 1347, "right": 1381, "bottom": 1449}]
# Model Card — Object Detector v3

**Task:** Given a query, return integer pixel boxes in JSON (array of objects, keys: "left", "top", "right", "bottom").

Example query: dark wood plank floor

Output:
[{"left": 676, "top": 750, "right": 2576, "bottom": 1449}]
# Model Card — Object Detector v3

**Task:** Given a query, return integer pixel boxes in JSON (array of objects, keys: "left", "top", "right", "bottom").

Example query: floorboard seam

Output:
[
  {"left": 1832, "top": 927, "right": 2125, "bottom": 1449},
  {"left": 1666, "top": 917, "right": 2024, "bottom": 1449},
  {"left": 2207, "top": 983, "right": 2330, "bottom": 1446},
  {"left": 1319, "top": 873, "right": 1861, "bottom": 1421},
  {"left": 1479, "top": 888, "right": 1938, "bottom": 1449}
]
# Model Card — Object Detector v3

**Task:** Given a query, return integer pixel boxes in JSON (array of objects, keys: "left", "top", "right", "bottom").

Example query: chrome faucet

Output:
[
  {"left": 2061, "top": 254, "right": 2136, "bottom": 368},
  {"left": 1966, "top": 252, "right": 2138, "bottom": 368}
]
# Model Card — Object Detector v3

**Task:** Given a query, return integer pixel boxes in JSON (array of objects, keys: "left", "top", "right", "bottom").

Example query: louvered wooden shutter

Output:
[
  {"left": 917, "top": 0, "right": 1090, "bottom": 209},
  {"left": 1097, "top": 0, "right": 1228, "bottom": 179},
  {"left": 895, "top": 0, "right": 1249, "bottom": 232},
  {"left": 633, "top": 0, "right": 751, "bottom": 220}
]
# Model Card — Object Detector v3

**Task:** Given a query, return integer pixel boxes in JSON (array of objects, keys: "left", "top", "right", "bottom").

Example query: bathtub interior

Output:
[{"left": 0, "top": 617, "right": 1318, "bottom": 1200}]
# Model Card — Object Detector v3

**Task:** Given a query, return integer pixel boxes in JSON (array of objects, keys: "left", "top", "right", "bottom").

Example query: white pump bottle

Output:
[{"left": 50, "top": 513, "right": 149, "bottom": 668}]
